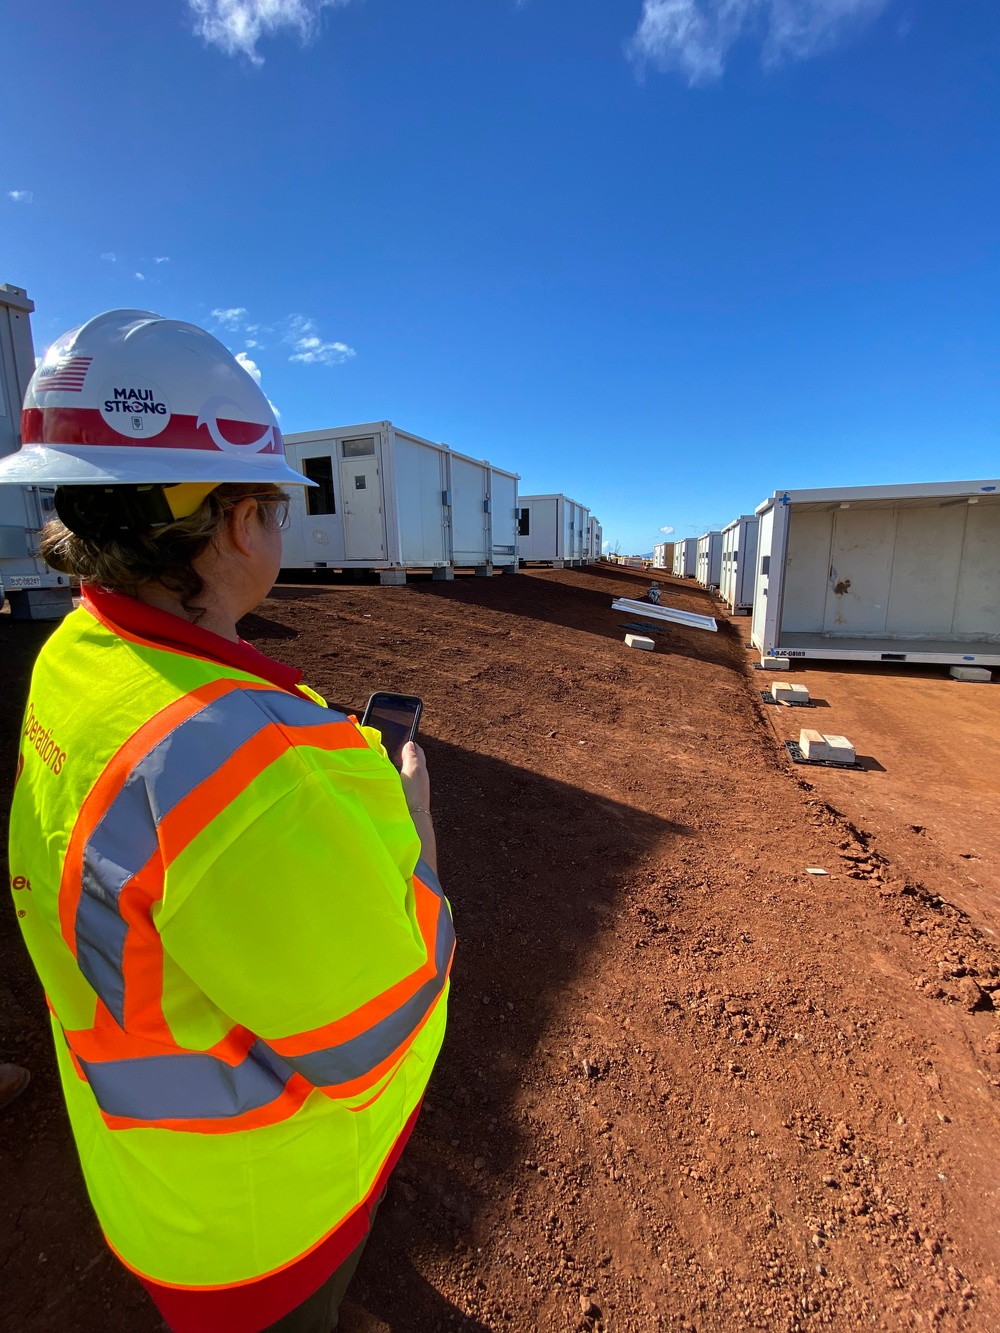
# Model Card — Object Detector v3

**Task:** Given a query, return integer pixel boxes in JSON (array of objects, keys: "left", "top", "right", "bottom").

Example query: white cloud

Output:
[
  {"left": 659, "top": 524, "right": 675, "bottom": 534},
  {"left": 154, "top": 256, "right": 170, "bottom": 264},
  {"left": 135, "top": 272, "right": 146, "bottom": 281},
  {"left": 629, "top": 0, "right": 891, "bottom": 84},
  {"left": 235, "top": 351, "right": 262, "bottom": 383},
  {"left": 236, "top": 350, "right": 282, "bottom": 418},
  {"left": 211, "top": 306, "right": 248, "bottom": 327},
  {"left": 100, "top": 252, "right": 117, "bottom": 262},
  {"left": 187, "top": 0, "right": 351, "bottom": 65},
  {"left": 284, "top": 314, "right": 356, "bottom": 366},
  {"left": 8, "top": 189, "right": 33, "bottom": 204}
]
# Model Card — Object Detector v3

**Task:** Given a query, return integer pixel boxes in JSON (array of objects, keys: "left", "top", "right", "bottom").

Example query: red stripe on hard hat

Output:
[{"left": 21, "top": 407, "right": 282, "bottom": 454}]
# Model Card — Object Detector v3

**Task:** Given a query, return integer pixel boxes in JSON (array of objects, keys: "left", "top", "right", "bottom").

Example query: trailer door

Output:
[{"left": 340, "top": 436, "right": 386, "bottom": 560}]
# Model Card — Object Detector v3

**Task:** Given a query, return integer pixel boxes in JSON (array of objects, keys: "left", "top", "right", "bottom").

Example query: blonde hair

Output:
[{"left": 41, "top": 482, "right": 288, "bottom": 614}]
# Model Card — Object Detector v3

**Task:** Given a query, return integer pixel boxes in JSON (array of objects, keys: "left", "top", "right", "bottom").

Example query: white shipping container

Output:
[
  {"left": 283, "top": 423, "right": 518, "bottom": 581},
  {"left": 652, "top": 541, "right": 674, "bottom": 569},
  {"left": 574, "top": 501, "right": 590, "bottom": 562},
  {"left": 586, "top": 515, "right": 603, "bottom": 561},
  {"left": 0, "top": 283, "right": 73, "bottom": 618},
  {"left": 720, "top": 515, "right": 759, "bottom": 613},
  {"left": 672, "top": 538, "right": 697, "bottom": 578},
  {"left": 518, "top": 494, "right": 590, "bottom": 565},
  {"left": 752, "top": 481, "right": 1000, "bottom": 666},
  {"left": 696, "top": 531, "right": 722, "bottom": 587}
]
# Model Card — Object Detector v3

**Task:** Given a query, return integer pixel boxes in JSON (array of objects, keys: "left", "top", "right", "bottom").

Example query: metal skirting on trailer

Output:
[{"left": 773, "top": 633, "right": 1000, "bottom": 666}]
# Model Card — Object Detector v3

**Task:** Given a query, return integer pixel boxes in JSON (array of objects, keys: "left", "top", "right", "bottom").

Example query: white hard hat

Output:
[{"left": 0, "top": 308, "right": 311, "bottom": 488}]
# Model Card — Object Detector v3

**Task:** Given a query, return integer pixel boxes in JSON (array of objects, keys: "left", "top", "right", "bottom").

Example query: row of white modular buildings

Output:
[
  {"left": 654, "top": 484, "right": 1000, "bottom": 669},
  {"left": 280, "top": 423, "right": 602, "bottom": 583},
  {"left": 0, "top": 284, "right": 601, "bottom": 614}
]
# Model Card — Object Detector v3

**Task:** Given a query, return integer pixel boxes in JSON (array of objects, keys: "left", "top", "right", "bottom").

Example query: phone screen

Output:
[{"left": 361, "top": 693, "right": 422, "bottom": 769}]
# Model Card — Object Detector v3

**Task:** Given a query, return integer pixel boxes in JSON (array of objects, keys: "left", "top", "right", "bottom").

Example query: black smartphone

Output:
[{"left": 361, "top": 692, "right": 423, "bottom": 770}]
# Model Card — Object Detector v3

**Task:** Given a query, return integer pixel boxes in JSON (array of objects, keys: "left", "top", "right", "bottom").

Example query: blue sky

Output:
[{"left": 3, "top": 0, "right": 998, "bottom": 554}]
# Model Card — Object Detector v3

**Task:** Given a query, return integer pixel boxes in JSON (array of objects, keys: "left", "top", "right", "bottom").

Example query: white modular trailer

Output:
[
  {"left": 720, "top": 515, "right": 759, "bottom": 614},
  {"left": 695, "top": 531, "right": 722, "bottom": 588},
  {"left": 752, "top": 480, "right": 1000, "bottom": 666},
  {"left": 282, "top": 423, "right": 519, "bottom": 579},
  {"left": 586, "top": 515, "right": 603, "bottom": 561},
  {"left": 518, "top": 494, "right": 591, "bottom": 566},
  {"left": 652, "top": 541, "right": 675, "bottom": 570},
  {"left": 672, "top": 538, "right": 697, "bottom": 578},
  {"left": 0, "top": 283, "right": 73, "bottom": 618},
  {"left": 571, "top": 499, "right": 590, "bottom": 562}
]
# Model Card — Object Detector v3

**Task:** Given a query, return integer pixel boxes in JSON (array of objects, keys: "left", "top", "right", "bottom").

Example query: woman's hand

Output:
[{"left": 400, "top": 742, "right": 437, "bottom": 876}]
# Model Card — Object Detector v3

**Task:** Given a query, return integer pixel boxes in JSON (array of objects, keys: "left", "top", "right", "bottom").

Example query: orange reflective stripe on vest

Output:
[{"left": 57, "top": 684, "right": 411, "bottom": 1131}]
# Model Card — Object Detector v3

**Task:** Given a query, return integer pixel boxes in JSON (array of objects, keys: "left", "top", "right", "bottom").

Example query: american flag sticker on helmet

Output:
[{"left": 35, "top": 356, "right": 93, "bottom": 392}]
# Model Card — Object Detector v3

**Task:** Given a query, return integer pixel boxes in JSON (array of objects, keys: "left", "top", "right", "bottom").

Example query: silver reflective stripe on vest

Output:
[
  {"left": 284, "top": 859, "right": 455, "bottom": 1090},
  {"left": 76, "top": 687, "right": 348, "bottom": 1027},
  {"left": 78, "top": 1038, "right": 295, "bottom": 1122}
]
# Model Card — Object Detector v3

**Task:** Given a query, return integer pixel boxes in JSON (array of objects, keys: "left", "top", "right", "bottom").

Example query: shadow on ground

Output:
[
  {"left": 403, "top": 566, "right": 742, "bottom": 675},
  {"left": 334, "top": 733, "right": 686, "bottom": 1330}
]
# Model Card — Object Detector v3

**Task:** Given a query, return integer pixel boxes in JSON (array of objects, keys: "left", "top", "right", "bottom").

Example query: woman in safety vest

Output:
[{"left": 1, "top": 310, "right": 454, "bottom": 1333}]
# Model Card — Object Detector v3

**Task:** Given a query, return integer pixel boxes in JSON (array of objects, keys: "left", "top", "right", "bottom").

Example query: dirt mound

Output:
[{"left": 2, "top": 566, "right": 999, "bottom": 1331}]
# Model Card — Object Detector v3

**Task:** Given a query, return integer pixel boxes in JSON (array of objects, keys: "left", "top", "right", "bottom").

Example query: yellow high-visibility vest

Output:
[{"left": 8, "top": 590, "right": 453, "bottom": 1317}]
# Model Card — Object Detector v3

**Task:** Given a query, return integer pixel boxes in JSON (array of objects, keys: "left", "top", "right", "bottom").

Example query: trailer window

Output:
[
  {"left": 518, "top": 508, "right": 530, "bottom": 536},
  {"left": 342, "top": 437, "right": 375, "bottom": 458},
  {"left": 303, "top": 456, "right": 336, "bottom": 515}
]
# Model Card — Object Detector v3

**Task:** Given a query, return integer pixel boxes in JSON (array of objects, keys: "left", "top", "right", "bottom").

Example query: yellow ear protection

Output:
[
  {"left": 54, "top": 483, "right": 220, "bottom": 542},
  {"left": 163, "top": 482, "right": 220, "bottom": 520}
]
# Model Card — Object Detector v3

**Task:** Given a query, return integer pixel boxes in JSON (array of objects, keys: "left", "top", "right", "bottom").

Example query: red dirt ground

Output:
[{"left": 2, "top": 563, "right": 1000, "bottom": 1332}]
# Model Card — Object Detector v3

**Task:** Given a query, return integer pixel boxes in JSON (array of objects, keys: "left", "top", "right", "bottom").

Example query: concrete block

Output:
[
  {"left": 378, "top": 569, "right": 408, "bottom": 586},
  {"left": 950, "top": 665, "right": 992, "bottom": 683},
  {"left": 7, "top": 587, "right": 74, "bottom": 621},
  {"left": 823, "top": 735, "right": 856, "bottom": 764},
  {"left": 432, "top": 567, "right": 455, "bottom": 581},
  {"left": 772, "top": 682, "right": 810, "bottom": 703},
  {"left": 799, "top": 729, "right": 829, "bottom": 760},
  {"left": 625, "top": 634, "right": 655, "bottom": 652},
  {"left": 763, "top": 655, "right": 791, "bottom": 670}
]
